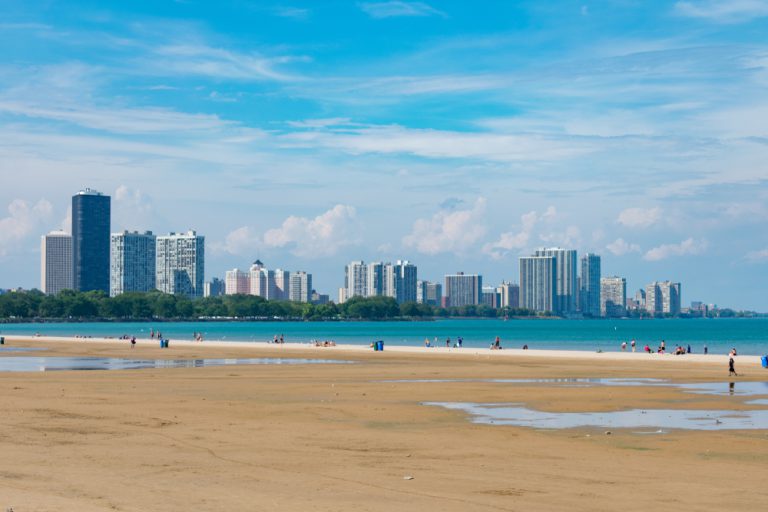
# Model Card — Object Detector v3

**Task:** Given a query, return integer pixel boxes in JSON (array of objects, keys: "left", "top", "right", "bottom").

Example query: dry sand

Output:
[{"left": 1, "top": 336, "right": 767, "bottom": 511}]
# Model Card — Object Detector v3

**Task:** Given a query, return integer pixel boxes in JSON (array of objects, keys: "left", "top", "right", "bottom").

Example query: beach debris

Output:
[{"left": 403, "top": 475, "right": 414, "bottom": 480}]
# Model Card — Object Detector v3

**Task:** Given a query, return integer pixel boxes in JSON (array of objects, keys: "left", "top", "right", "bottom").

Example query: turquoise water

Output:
[{"left": 1, "top": 318, "right": 767, "bottom": 355}]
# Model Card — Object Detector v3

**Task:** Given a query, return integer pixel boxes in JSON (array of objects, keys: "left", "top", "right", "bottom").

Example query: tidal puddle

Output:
[
  {"left": 425, "top": 402, "right": 768, "bottom": 431},
  {"left": 0, "top": 347, "right": 46, "bottom": 353},
  {"left": 0, "top": 356, "right": 350, "bottom": 372},
  {"left": 385, "top": 378, "right": 768, "bottom": 397}
]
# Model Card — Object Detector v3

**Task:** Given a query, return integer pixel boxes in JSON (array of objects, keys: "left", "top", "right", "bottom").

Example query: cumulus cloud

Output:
[
  {"left": 539, "top": 225, "right": 582, "bottom": 248},
  {"left": 404, "top": 198, "right": 486, "bottom": 255},
  {"left": 113, "top": 185, "right": 155, "bottom": 232},
  {"left": 359, "top": 1, "right": 447, "bottom": 18},
  {"left": 482, "top": 207, "right": 557, "bottom": 259},
  {"left": 606, "top": 237, "right": 641, "bottom": 256},
  {"left": 263, "top": 204, "right": 359, "bottom": 257},
  {"left": 219, "top": 226, "right": 262, "bottom": 256},
  {"left": 0, "top": 199, "right": 53, "bottom": 256},
  {"left": 617, "top": 207, "right": 662, "bottom": 228},
  {"left": 644, "top": 238, "right": 707, "bottom": 261}
]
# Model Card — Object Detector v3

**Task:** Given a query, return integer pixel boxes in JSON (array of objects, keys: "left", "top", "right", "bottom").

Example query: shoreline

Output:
[{"left": 3, "top": 334, "right": 764, "bottom": 366}]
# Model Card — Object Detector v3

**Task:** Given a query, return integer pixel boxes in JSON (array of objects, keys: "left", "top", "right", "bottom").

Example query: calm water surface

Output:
[{"left": 2, "top": 318, "right": 767, "bottom": 354}]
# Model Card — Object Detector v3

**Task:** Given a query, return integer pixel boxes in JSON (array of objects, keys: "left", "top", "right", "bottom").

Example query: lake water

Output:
[{"left": 1, "top": 318, "right": 767, "bottom": 355}]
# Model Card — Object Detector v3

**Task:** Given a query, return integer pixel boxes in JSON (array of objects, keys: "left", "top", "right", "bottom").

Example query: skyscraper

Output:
[
  {"left": 204, "top": 278, "right": 226, "bottom": 297},
  {"left": 444, "top": 272, "right": 482, "bottom": 307},
  {"left": 497, "top": 281, "right": 520, "bottom": 309},
  {"left": 345, "top": 261, "right": 367, "bottom": 299},
  {"left": 600, "top": 276, "right": 626, "bottom": 317},
  {"left": 110, "top": 231, "right": 156, "bottom": 297},
  {"left": 579, "top": 253, "right": 601, "bottom": 317},
  {"left": 156, "top": 231, "right": 205, "bottom": 298},
  {"left": 289, "top": 271, "right": 312, "bottom": 302},
  {"left": 644, "top": 281, "right": 681, "bottom": 315},
  {"left": 72, "top": 188, "right": 110, "bottom": 292},
  {"left": 41, "top": 231, "right": 72, "bottom": 295},
  {"left": 519, "top": 256, "right": 555, "bottom": 312},
  {"left": 274, "top": 269, "right": 290, "bottom": 301},
  {"left": 367, "top": 262, "right": 385, "bottom": 296},
  {"left": 416, "top": 280, "right": 442, "bottom": 306},
  {"left": 534, "top": 248, "right": 577, "bottom": 314},
  {"left": 387, "top": 260, "right": 417, "bottom": 303},
  {"left": 225, "top": 268, "right": 250, "bottom": 295}
]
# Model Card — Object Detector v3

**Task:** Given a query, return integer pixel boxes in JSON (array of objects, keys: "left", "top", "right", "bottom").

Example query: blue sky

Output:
[{"left": 1, "top": 0, "right": 767, "bottom": 309}]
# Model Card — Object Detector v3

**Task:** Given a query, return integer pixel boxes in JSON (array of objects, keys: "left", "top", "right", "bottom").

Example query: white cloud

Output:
[
  {"left": 482, "top": 207, "right": 557, "bottom": 259},
  {"left": 0, "top": 100, "right": 234, "bottom": 135},
  {"left": 219, "top": 226, "right": 262, "bottom": 257},
  {"left": 359, "top": 1, "right": 447, "bottom": 18},
  {"left": 273, "top": 7, "right": 310, "bottom": 19},
  {"left": 644, "top": 238, "right": 707, "bottom": 261},
  {"left": 539, "top": 225, "right": 582, "bottom": 248},
  {"left": 617, "top": 207, "right": 662, "bottom": 228},
  {"left": 404, "top": 198, "right": 486, "bottom": 255},
  {"left": 675, "top": 0, "right": 768, "bottom": 22},
  {"left": 745, "top": 248, "right": 768, "bottom": 261},
  {"left": 0, "top": 199, "right": 53, "bottom": 256},
  {"left": 281, "top": 125, "right": 591, "bottom": 162},
  {"left": 606, "top": 238, "right": 641, "bottom": 256},
  {"left": 150, "top": 44, "right": 305, "bottom": 82},
  {"left": 113, "top": 185, "right": 155, "bottom": 231},
  {"left": 263, "top": 204, "right": 359, "bottom": 257}
]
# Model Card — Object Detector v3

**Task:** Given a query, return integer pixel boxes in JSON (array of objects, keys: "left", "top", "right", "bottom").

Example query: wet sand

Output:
[{"left": 1, "top": 336, "right": 767, "bottom": 511}]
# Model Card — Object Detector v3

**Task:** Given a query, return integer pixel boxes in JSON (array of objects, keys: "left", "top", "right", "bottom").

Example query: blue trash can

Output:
[
  {"left": 377, "top": 340, "right": 384, "bottom": 351},
  {"left": 761, "top": 355, "right": 768, "bottom": 368}
]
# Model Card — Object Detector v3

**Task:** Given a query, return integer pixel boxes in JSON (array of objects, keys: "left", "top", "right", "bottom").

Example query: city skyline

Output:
[{"left": 0, "top": 2, "right": 767, "bottom": 309}]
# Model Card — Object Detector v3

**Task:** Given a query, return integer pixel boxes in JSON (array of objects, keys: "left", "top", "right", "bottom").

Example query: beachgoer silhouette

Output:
[{"left": 729, "top": 356, "right": 737, "bottom": 376}]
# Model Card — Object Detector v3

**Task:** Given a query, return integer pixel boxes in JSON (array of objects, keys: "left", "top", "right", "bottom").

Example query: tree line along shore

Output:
[
  {"left": 0, "top": 290, "right": 545, "bottom": 322},
  {"left": 1, "top": 290, "right": 760, "bottom": 322}
]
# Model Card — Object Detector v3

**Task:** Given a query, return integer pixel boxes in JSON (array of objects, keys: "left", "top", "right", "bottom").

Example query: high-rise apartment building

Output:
[
  {"left": 345, "top": 261, "right": 367, "bottom": 299},
  {"left": 534, "top": 248, "right": 577, "bottom": 314},
  {"left": 600, "top": 276, "right": 626, "bottom": 317},
  {"left": 482, "top": 286, "right": 500, "bottom": 308},
  {"left": 41, "top": 231, "right": 72, "bottom": 295},
  {"left": 645, "top": 281, "right": 681, "bottom": 315},
  {"left": 579, "top": 253, "right": 601, "bottom": 317},
  {"left": 444, "top": 272, "right": 482, "bottom": 307},
  {"left": 156, "top": 231, "right": 205, "bottom": 298},
  {"left": 367, "top": 262, "right": 384, "bottom": 297},
  {"left": 416, "top": 280, "right": 442, "bottom": 306},
  {"left": 72, "top": 188, "right": 110, "bottom": 292},
  {"left": 387, "top": 260, "right": 417, "bottom": 303},
  {"left": 497, "top": 281, "right": 520, "bottom": 309},
  {"left": 110, "top": 231, "right": 156, "bottom": 297},
  {"left": 519, "top": 256, "right": 555, "bottom": 312},
  {"left": 274, "top": 269, "right": 290, "bottom": 301},
  {"left": 289, "top": 271, "right": 312, "bottom": 303},
  {"left": 204, "top": 278, "right": 225, "bottom": 297},
  {"left": 225, "top": 268, "right": 250, "bottom": 295}
]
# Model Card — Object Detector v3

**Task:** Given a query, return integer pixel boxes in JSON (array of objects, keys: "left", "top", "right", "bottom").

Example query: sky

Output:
[{"left": 0, "top": 0, "right": 767, "bottom": 310}]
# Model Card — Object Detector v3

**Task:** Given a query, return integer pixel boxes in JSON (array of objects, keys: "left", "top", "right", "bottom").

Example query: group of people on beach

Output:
[
  {"left": 423, "top": 336, "right": 464, "bottom": 348},
  {"left": 272, "top": 334, "right": 285, "bottom": 344},
  {"left": 624, "top": 338, "right": 710, "bottom": 355}
]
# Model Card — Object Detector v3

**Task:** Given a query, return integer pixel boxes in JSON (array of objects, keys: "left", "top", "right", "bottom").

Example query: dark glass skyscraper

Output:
[{"left": 72, "top": 188, "right": 111, "bottom": 292}]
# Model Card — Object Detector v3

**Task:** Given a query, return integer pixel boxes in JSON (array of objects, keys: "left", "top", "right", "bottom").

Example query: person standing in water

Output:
[{"left": 631, "top": 339, "right": 636, "bottom": 352}]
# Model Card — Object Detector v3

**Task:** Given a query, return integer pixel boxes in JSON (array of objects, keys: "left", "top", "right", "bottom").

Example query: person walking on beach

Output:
[
  {"left": 631, "top": 339, "right": 636, "bottom": 352},
  {"left": 130, "top": 336, "right": 136, "bottom": 349},
  {"left": 424, "top": 337, "right": 431, "bottom": 348},
  {"left": 704, "top": 344, "right": 708, "bottom": 355},
  {"left": 458, "top": 336, "right": 463, "bottom": 348},
  {"left": 621, "top": 341, "right": 627, "bottom": 351},
  {"left": 446, "top": 337, "right": 451, "bottom": 348},
  {"left": 729, "top": 355, "right": 738, "bottom": 376}
]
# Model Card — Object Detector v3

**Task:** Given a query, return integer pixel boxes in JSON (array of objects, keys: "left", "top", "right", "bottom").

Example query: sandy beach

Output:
[{"left": 1, "top": 335, "right": 767, "bottom": 511}]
